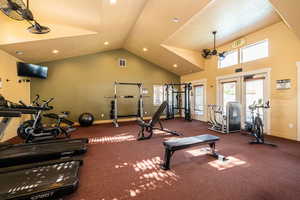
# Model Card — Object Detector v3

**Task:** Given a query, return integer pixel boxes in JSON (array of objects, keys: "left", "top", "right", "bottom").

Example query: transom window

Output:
[
  {"left": 218, "top": 39, "right": 269, "bottom": 68},
  {"left": 241, "top": 40, "right": 269, "bottom": 63},
  {"left": 218, "top": 50, "right": 238, "bottom": 68}
]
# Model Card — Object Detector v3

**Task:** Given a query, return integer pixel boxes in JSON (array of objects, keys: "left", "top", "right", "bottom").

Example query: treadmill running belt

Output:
[
  {"left": 0, "top": 161, "right": 81, "bottom": 200},
  {"left": 0, "top": 139, "right": 88, "bottom": 168}
]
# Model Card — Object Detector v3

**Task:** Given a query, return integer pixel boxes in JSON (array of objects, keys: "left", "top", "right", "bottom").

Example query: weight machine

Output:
[
  {"left": 107, "top": 82, "right": 145, "bottom": 127},
  {"left": 165, "top": 83, "right": 192, "bottom": 121}
]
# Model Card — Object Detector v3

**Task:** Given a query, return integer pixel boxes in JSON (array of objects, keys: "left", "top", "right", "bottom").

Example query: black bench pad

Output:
[
  {"left": 163, "top": 134, "right": 219, "bottom": 151},
  {"left": 161, "top": 134, "right": 224, "bottom": 170}
]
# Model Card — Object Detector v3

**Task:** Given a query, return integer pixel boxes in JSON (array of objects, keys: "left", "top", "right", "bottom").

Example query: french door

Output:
[
  {"left": 244, "top": 78, "right": 265, "bottom": 123},
  {"left": 190, "top": 80, "right": 206, "bottom": 121},
  {"left": 217, "top": 70, "right": 270, "bottom": 132},
  {"left": 219, "top": 78, "right": 240, "bottom": 114}
]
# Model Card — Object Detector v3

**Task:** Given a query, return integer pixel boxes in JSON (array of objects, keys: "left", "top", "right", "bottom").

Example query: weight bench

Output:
[
  {"left": 137, "top": 101, "right": 182, "bottom": 140},
  {"left": 160, "top": 134, "right": 226, "bottom": 170}
]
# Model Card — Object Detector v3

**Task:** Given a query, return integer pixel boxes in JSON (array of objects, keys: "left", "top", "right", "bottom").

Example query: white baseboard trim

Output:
[
  {"left": 297, "top": 62, "right": 300, "bottom": 141},
  {"left": 74, "top": 115, "right": 181, "bottom": 126}
]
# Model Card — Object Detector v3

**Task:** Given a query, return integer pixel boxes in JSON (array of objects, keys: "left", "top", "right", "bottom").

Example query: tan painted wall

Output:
[
  {"left": 0, "top": 50, "right": 31, "bottom": 141},
  {"left": 181, "top": 22, "right": 300, "bottom": 140},
  {"left": 31, "top": 49, "right": 180, "bottom": 122}
]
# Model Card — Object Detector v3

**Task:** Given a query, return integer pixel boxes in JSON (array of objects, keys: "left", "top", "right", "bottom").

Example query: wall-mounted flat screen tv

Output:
[{"left": 17, "top": 62, "right": 48, "bottom": 79}]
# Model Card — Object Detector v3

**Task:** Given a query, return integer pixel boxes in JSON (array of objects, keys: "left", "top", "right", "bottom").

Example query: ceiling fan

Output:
[
  {"left": 202, "top": 31, "right": 226, "bottom": 60},
  {"left": 0, "top": 0, "right": 50, "bottom": 34}
]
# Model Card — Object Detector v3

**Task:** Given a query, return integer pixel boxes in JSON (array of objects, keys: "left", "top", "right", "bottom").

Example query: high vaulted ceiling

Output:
[{"left": 0, "top": 0, "right": 287, "bottom": 75}]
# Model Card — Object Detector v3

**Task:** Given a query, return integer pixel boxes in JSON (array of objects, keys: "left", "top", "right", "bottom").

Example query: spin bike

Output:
[
  {"left": 17, "top": 97, "right": 74, "bottom": 142},
  {"left": 247, "top": 100, "right": 277, "bottom": 147}
]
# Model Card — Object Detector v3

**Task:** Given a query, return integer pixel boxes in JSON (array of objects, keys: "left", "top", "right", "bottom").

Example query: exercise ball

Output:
[{"left": 78, "top": 113, "right": 94, "bottom": 127}]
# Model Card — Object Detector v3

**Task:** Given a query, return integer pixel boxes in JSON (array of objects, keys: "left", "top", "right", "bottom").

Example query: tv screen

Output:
[{"left": 17, "top": 62, "right": 48, "bottom": 79}]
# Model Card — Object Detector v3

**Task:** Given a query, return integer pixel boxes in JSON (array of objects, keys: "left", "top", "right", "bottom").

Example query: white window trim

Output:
[
  {"left": 218, "top": 49, "right": 239, "bottom": 69},
  {"left": 296, "top": 62, "right": 300, "bottom": 141},
  {"left": 240, "top": 39, "right": 269, "bottom": 64}
]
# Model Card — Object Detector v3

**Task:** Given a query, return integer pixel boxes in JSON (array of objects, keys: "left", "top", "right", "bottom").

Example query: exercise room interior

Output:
[{"left": 0, "top": 0, "right": 300, "bottom": 200}]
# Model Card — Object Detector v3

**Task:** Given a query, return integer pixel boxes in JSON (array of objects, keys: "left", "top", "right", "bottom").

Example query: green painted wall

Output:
[{"left": 30, "top": 49, "right": 180, "bottom": 121}]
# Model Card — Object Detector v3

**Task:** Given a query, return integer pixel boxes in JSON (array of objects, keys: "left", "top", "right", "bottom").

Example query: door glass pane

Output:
[
  {"left": 245, "top": 79, "right": 264, "bottom": 122},
  {"left": 222, "top": 82, "right": 236, "bottom": 110},
  {"left": 194, "top": 85, "right": 204, "bottom": 115}
]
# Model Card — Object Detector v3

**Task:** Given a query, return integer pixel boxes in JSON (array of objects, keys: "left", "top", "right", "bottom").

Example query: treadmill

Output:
[
  {"left": 0, "top": 107, "right": 89, "bottom": 168},
  {"left": 0, "top": 110, "right": 83, "bottom": 200}
]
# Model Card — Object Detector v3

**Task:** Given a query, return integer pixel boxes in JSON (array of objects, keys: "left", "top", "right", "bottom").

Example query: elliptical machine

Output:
[
  {"left": 17, "top": 96, "right": 73, "bottom": 142},
  {"left": 208, "top": 102, "right": 241, "bottom": 134}
]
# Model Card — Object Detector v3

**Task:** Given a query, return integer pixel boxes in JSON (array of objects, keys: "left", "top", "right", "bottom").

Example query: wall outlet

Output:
[
  {"left": 288, "top": 123, "right": 294, "bottom": 129},
  {"left": 101, "top": 113, "right": 104, "bottom": 118}
]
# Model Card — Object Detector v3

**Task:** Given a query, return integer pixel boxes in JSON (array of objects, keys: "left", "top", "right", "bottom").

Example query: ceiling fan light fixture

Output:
[{"left": 201, "top": 31, "right": 226, "bottom": 60}]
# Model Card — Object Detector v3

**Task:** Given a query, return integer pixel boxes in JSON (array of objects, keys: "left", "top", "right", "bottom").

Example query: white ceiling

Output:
[{"left": 0, "top": 0, "right": 282, "bottom": 75}]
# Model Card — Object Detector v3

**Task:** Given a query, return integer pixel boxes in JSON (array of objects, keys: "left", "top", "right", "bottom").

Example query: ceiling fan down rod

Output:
[{"left": 213, "top": 31, "right": 217, "bottom": 50}]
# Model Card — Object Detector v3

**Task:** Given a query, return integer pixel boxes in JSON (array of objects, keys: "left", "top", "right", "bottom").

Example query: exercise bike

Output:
[
  {"left": 17, "top": 97, "right": 74, "bottom": 142},
  {"left": 247, "top": 100, "right": 277, "bottom": 147}
]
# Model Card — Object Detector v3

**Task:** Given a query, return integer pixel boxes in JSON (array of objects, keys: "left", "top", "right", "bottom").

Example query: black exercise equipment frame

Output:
[
  {"left": 109, "top": 81, "right": 145, "bottom": 127},
  {"left": 137, "top": 101, "right": 182, "bottom": 140},
  {"left": 165, "top": 83, "right": 192, "bottom": 121}
]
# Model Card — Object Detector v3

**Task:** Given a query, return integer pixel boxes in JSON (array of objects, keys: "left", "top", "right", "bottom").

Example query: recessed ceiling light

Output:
[
  {"left": 110, "top": 0, "right": 117, "bottom": 4},
  {"left": 143, "top": 48, "right": 148, "bottom": 52},
  {"left": 173, "top": 64, "right": 178, "bottom": 68},
  {"left": 172, "top": 17, "right": 180, "bottom": 23},
  {"left": 104, "top": 41, "right": 109, "bottom": 45},
  {"left": 52, "top": 49, "right": 59, "bottom": 54},
  {"left": 16, "top": 51, "right": 24, "bottom": 55}
]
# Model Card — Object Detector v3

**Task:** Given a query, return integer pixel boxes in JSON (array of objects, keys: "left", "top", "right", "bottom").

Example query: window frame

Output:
[
  {"left": 153, "top": 85, "right": 164, "bottom": 106},
  {"left": 218, "top": 49, "right": 239, "bottom": 69},
  {"left": 240, "top": 39, "right": 269, "bottom": 63},
  {"left": 194, "top": 84, "right": 205, "bottom": 115}
]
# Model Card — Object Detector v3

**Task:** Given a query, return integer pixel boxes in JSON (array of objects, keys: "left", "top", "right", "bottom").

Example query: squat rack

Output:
[
  {"left": 111, "top": 82, "right": 144, "bottom": 127},
  {"left": 165, "top": 83, "right": 192, "bottom": 121}
]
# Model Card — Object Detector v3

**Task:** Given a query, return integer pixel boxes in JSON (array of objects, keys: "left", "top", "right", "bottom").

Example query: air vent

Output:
[{"left": 119, "top": 58, "right": 127, "bottom": 68}]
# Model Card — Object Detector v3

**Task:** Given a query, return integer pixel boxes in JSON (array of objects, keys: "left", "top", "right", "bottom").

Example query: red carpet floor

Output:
[{"left": 65, "top": 119, "right": 300, "bottom": 200}]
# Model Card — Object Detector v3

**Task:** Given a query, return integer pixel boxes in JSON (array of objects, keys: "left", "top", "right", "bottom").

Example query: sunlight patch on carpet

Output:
[
  {"left": 208, "top": 156, "right": 246, "bottom": 171},
  {"left": 89, "top": 133, "right": 135, "bottom": 144},
  {"left": 185, "top": 148, "right": 212, "bottom": 157},
  {"left": 111, "top": 156, "right": 180, "bottom": 199}
]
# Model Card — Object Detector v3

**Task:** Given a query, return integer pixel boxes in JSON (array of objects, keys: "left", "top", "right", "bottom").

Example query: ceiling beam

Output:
[{"left": 268, "top": 0, "right": 300, "bottom": 39}]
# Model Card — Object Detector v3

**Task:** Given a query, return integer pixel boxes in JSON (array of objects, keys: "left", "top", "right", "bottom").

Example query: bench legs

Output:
[
  {"left": 208, "top": 142, "right": 226, "bottom": 161},
  {"left": 160, "top": 148, "right": 174, "bottom": 170},
  {"left": 161, "top": 142, "right": 226, "bottom": 170}
]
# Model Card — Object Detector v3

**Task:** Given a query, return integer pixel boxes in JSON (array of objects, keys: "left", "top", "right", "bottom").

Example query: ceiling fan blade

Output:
[
  {"left": 0, "top": 0, "right": 26, "bottom": 20},
  {"left": 218, "top": 51, "right": 227, "bottom": 60},
  {"left": 202, "top": 49, "right": 212, "bottom": 59},
  {"left": 21, "top": 7, "right": 33, "bottom": 20}
]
